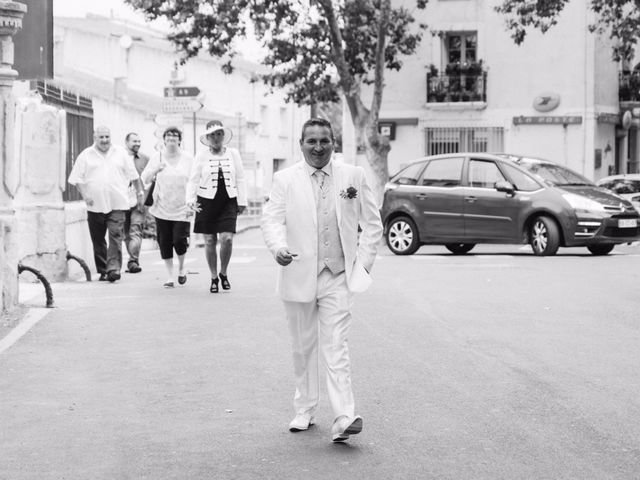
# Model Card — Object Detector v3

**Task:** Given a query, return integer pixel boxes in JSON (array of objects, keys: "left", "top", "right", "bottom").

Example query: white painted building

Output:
[
  {"left": 374, "top": 0, "right": 631, "bottom": 181},
  {"left": 49, "top": 14, "right": 307, "bottom": 198}
]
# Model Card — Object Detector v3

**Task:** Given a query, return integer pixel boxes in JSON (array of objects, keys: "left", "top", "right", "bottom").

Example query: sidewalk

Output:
[{"left": 1, "top": 215, "right": 262, "bottom": 348}]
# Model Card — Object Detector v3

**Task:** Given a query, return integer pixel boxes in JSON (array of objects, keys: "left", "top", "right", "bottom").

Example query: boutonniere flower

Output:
[{"left": 340, "top": 186, "right": 358, "bottom": 199}]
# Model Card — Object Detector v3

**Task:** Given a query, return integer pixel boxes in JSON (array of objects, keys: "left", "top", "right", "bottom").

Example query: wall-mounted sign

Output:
[
  {"left": 513, "top": 115, "right": 582, "bottom": 125},
  {"left": 378, "top": 121, "right": 396, "bottom": 140},
  {"left": 597, "top": 113, "right": 620, "bottom": 125},
  {"left": 532, "top": 92, "right": 561, "bottom": 112}
]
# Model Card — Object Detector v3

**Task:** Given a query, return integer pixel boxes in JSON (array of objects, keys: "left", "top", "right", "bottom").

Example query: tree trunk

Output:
[
  {"left": 343, "top": 105, "right": 390, "bottom": 207},
  {"left": 362, "top": 122, "right": 390, "bottom": 207}
]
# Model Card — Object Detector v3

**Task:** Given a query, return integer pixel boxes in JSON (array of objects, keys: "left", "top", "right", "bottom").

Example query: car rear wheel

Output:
[
  {"left": 386, "top": 216, "right": 420, "bottom": 255},
  {"left": 529, "top": 216, "right": 560, "bottom": 256},
  {"left": 587, "top": 244, "right": 614, "bottom": 255},
  {"left": 445, "top": 243, "right": 476, "bottom": 255}
]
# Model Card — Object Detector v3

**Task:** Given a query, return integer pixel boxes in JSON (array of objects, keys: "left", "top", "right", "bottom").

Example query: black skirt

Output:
[{"left": 193, "top": 168, "right": 238, "bottom": 234}]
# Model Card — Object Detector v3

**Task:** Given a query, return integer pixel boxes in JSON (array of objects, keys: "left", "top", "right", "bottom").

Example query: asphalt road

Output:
[{"left": 1, "top": 230, "right": 639, "bottom": 479}]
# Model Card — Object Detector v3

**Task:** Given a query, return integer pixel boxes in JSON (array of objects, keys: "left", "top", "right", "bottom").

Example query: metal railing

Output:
[{"left": 426, "top": 72, "right": 487, "bottom": 104}]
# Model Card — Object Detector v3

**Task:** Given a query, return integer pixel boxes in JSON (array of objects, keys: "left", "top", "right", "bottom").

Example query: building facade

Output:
[
  {"left": 376, "top": 0, "right": 631, "bottom": 181},
  {"left": 49, "top": 14, "right": 307, "bottom": 199}
]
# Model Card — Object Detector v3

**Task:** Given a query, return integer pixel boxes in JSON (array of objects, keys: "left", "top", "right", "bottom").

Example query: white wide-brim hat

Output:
[{"left": 199, "top": 124, "right": 233, "bottom": 146}]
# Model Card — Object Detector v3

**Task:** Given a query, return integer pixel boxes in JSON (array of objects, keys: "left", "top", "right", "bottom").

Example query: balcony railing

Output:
[
  {"left": 619, "top": 71, "right": 640, "bottom": 102},
  {"left": 426, "top": 72, "right": 487, "bottom": 104}
]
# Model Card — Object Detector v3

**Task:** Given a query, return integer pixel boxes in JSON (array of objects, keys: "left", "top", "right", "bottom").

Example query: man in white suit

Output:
[{"left": 261, "top": 118, "right": 382, "bottom": 442}]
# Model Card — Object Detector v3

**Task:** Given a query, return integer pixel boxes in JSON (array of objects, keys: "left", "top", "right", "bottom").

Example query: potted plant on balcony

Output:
[
  {"left": 433, "top": 81, "right": 447, "bottom": 102},
  {"left": 445, "top": 61, "right": 461, "bottom": 76},
  {"left": 461, "top": 59, "right": 484, "bottom": 76}
]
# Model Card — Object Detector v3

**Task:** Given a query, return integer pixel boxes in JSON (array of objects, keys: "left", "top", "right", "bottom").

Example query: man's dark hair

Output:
[
  {"left": 300, "top": 117, "right": 334, "bottom": 142},
  {"left": 125, "top": 132, "right": 138, "bottom": 142},
  {"left": 163, "top": 126, "right": 182, "bottom": 141}
]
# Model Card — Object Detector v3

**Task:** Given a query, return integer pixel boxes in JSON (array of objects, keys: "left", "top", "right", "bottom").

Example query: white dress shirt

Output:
[{"left": 68, "top": 145, "right": 139, "bottom": 213}]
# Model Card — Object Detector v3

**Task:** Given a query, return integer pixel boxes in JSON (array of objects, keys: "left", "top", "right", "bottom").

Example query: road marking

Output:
[{"left": 0, "top": 309, "right": 50, "bottom": 355}]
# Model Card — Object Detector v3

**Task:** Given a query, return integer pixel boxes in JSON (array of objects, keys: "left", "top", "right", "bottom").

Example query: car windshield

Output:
[{"left": 512, "top": 159, "right": 593, "bottom": 187}]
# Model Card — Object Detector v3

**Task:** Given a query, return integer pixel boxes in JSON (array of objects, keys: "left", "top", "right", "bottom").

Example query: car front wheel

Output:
[
  {"left": 386, "top": 216, "right": 420, "bottom": 255},
  {"left": 529, "top": 216, "right": 560, "bottom": 256},
  {"left": 587, "top": 244, "right": 614, "bottom": 255},
  {"left": 445, "top": 243, "right": 476, "bottom": 255}
]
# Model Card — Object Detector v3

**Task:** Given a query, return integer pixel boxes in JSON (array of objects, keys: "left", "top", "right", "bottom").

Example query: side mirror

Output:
[{"left": 495, "top": 180, "right": 516, "bottom": 195}]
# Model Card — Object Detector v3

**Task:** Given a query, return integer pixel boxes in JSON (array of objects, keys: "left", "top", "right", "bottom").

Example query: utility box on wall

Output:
[{"left": 14, "top": 0, "right": 54, "bottom": 80}]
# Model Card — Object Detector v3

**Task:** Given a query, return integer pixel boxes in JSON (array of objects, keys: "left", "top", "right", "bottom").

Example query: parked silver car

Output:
[
  {"left": 596, "top": 174, "right": 640, "bottom": 213},
  {"left": 381, "top": 153, "right": 640, "bottom": 256}
]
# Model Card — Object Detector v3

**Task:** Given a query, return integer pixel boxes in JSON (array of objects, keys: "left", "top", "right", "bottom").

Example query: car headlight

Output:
[{"left": 562, "top": 193, "right": 605, "bottom": 213}]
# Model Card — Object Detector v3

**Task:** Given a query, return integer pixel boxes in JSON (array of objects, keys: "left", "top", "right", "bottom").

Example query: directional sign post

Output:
[
  {"left": 162, "top": 85, "right": 204, "bottom": 154},
  {"left": 164, "top": 86, "right": 201, "bottom": 98},
  {"left": 161, "top": 98, "right": 203, "bottom": 114}
]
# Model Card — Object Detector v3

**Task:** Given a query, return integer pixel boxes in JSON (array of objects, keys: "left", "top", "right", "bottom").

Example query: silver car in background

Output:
[{"left": 596, "top": 174, "right": 640, "bottom": 214}]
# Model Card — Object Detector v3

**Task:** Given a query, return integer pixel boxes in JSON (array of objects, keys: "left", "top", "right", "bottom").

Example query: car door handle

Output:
[
  {"left": 416, "top": 193, "right": 428, "bottom": 200},
  {"left": 465, "top": 196, "right": 477, "bottom": 203}
]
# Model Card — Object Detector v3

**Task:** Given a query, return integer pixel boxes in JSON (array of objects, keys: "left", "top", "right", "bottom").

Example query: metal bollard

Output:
[
  {"left": 66, "top": 251, "right": 92, "bottom": 281},
  {"left": 17, "top": 263, "right": 54, "bottom": 308}
]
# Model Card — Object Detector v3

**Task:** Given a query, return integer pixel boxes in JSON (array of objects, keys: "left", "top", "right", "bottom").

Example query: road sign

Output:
[
  {"left": 161, "top": 98, "right": 203, "bottom": 114},
  {"left": 164, "top": 86, "right": 201, "bottom": 98}
]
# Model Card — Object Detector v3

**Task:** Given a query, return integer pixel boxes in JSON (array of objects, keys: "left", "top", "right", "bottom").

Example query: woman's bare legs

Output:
[
  {"left": 219, "top": 232, "right": 234, "bottom": 277},
  {"left": 177, "top": 253, "right": 186, "bottom": 278},
  {"left": 204, "top": 233, "right": 218, "bottom": 279},
  {"left": 163, "top": 258, "right": 174, "bottom": 285}
]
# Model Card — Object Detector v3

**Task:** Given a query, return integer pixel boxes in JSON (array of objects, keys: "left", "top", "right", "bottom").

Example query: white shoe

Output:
[
  {"left": 288, "top": 413, "right": 315, "bottom": 432},
  {"left": 331, "top": 415, "right": 363, "bottom": 442}
]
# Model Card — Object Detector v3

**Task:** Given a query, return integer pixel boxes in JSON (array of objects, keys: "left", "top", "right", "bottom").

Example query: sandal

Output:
[
  {"left": 163, "top": 281, "right": 174, "bottom": 288},
  {"left": 210, "top": 277, "right": 219, "bottom": 293},
  {"left": 219, "top": 273, "right": 231, "bottom": 290}
]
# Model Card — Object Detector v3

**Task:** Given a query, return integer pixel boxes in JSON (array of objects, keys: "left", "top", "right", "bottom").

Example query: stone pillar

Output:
[
  {"left": 0, "top": 1, "right": 27, "bottom": 312},
  {"left": 14, "top": 96, "right": 68, "bottom": 281}
]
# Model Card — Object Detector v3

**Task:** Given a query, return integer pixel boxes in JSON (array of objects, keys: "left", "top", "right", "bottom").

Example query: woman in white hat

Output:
[{"left": 186, "top": 120, "right": 247, "bottom": 292}]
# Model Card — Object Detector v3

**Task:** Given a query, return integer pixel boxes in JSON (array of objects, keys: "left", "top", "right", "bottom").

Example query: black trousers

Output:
[
  {"left": 87, "top": 210, "right": 126, "bottom": 274},
  {"left": 154, "top": 217, "right": 190, "bottom": 259}
]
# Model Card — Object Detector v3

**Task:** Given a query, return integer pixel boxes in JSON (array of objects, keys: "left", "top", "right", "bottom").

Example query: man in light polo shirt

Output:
[{"left": 68, "top": 126, "right": 145, "bottom": 282}]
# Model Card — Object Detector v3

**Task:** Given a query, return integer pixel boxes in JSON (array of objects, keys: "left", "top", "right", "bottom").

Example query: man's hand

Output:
[
  {"left": 275, "top": 247, "right": 298, "bottom": 266},
  {"left": 84, "top": 197, "right": 94, "bottom": 207}
]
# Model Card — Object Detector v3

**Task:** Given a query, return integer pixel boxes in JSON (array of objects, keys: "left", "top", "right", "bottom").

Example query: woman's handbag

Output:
[
  {"left": 144, "top": 152, "right": 160, "bottom": 207},
  {"left": 144, "top": 180, "right": 155, "bottom": 206}
]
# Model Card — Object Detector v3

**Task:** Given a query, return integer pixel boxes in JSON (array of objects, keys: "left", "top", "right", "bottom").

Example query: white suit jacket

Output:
[{"left": 261, "top": 160, "right": 383, "bottom": 302}]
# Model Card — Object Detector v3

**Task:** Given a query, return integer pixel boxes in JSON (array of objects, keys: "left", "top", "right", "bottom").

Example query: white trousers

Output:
[{"left": 283, "top": 270, "right": 355, "bottom": 420}]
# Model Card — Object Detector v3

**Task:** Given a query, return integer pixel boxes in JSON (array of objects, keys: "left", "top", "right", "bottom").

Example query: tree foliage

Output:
[
  {"left": 124, "top": 0, "right": 429, "bottom": 201},
  {"left": 495, "top": 0, "right": 640, "bottom": 62},
  {"left": 125, "top": 0, "right": 427, "bottom": 106}
]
